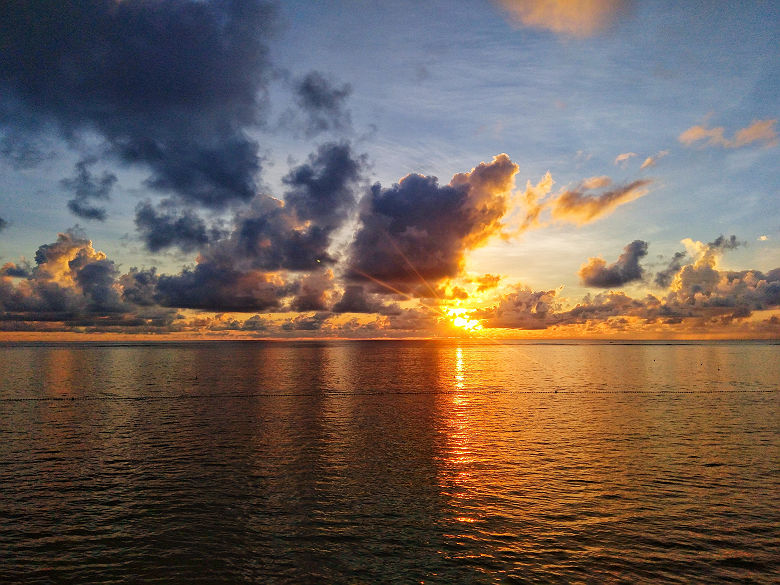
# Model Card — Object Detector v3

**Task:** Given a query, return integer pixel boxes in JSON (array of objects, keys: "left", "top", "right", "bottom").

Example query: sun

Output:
[{"left": 447, "top": 308, "right": 483, "bottom": 332}]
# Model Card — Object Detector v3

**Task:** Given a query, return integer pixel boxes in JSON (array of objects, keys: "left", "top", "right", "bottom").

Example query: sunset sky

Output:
[{"left": 1, "top": 0, "right": 778, "bottom": 339}]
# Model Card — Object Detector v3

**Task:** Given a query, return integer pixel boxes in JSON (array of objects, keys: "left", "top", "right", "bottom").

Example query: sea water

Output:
[{"left": 1, "top": 340, "right": 778, "bottom": 583}]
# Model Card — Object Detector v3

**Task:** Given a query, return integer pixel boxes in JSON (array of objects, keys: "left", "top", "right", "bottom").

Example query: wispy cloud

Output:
[
  {"left": 640, "top": 150, "right": 668, "bottom": 169},
  {"left": 550, "top": 178, "right": 650, "bottom": 224}
]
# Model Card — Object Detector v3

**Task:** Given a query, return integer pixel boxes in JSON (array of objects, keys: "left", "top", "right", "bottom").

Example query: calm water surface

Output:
[{"left": 1, "top": 340, "right": 778, "bottom": 584}]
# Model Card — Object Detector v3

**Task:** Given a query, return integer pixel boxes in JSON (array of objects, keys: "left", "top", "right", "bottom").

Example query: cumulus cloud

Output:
[
  {"left": 476, "top": 233, "right": 778, "bottom": 335},
  {"left": 346, "top": 154, "right": 518, "bottom": 292},
  {"left": 0, "top": 231, "right": 176, "bottom": 329},
  {"left": 495, "top": 0, "right": 630, "bottom": 37},
  {"left": 476, "top": 286, "right": 560, "bottom": 329},
  {"left": 579, "top": 240, "right": 648, "bottom": 287},
  {"left": 0, "top": 1, "right": 274, "bottom": 208},
  {"left": 146, "top": 142, "right": 365, "bottom": 310},
  {"left": 614, "top": 152, "right": 637, "bottom": 165},
  {"left": 679, "top": 119, "right": 778, "bottom": 149},
  {"left": 202, "top": 142, "right": 364, "bottom": 270},
  {"left": 654, "top": 251, "right": 688, "bottom": 288}
]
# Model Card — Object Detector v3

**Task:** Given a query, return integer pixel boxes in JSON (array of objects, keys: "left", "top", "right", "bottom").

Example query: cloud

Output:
[
  {"left": 494, "top": 0, "right": 630, "bottom": 37},
  {"left": 281, "top": 312, "right": 330, "bottom": 331},
  {"left": 0, "top": 231, "right": 176, "bottom": 329},
  {"left": 149, "top": 142, "right": 365, "bottom": 310},
  {"left": 474, "top": 273, "right": 502, "bottom": 293},
  {"left": 614, "top": 152, "right": 637, "bottom": 165},
  {"left": 579, "top": 240, "right": 648, "bottom": 287},
  {"left": 679, "top": 234, "right": 742, "bottom": 270},
  {"left": 1, "top": 261, "right": 30, "bottom": 278},
  {"left": 3, "top": 227, "right": 777, "bottom": 338},
  {"left": 476, "top": 286, "right": 560, "bottom": 329},
  {"left": 679, "top": 119, "right": 778, "bottom": 148},
  {"left": 155, "top": 263, "right": 289, "bottom": 312},
  {"left": 517, "top": 171, "right": 554, "bottom": 231},
  {"left": 516, "top": 173, "right": 650, "bottom": 231},
  {"left": 346, "top": 154, "right": 518, "bottom": 292},
  {"left": 474, "top": 232, "right": 778, "bottom": 335},
  {"left": 135, "top": 200, "right": 224, "bottom": 253},
  {"left": 289, "top": 270, "right": 334, "bottom": 312},
  {"left": 331, "top": 285, "right": 400, "bottom": 315},
  {"left": 60, "top": 157, "right": 117, "bottom": 221},
  {"left": 550, "top": 178, "right": 650, "bottom": 224},
  {"left": 0, "top": 1, "right": 274, "bottom": 208},
  {"left": 640, "top": 150, "right": 668, "bottom": 169},
  {"left": 0, "top": 217, "right": 7, "bottom": 232},
  {"left": 293, "top": 71, "right": 352, "bottom": 137},
  {"left": 654, "top": 251, "right": 688, "bottom": 288},
  {"left": 198, "top": 141, "right": 364, "bottom": 271}
]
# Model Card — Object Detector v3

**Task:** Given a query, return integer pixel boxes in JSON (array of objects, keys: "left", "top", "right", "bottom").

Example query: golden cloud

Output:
[
  {"left": 495, "top": 0, "right": 628, "bottom": 37},
  {"left": 679, "top": 119, "right": 777, "bottom": 148}
]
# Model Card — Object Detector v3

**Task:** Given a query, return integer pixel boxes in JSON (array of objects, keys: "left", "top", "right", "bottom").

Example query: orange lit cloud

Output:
[
  {"left": 679, "top": 119, "right": 778, "bottom": 148},
  {"left": 614, "top": 152, "right": 637, "bottom": 165},
  {"left": 550, "top": 178, "right": 650, "bottom": 224},
  {"left": 495, "top": 0, "right": 629, "bottom": 37},
  {"left": 515, "top": 173, "right": 649, "bottom": 231},
  {"left": 640, "top": 150, "right": 668, "bottom": 169}
]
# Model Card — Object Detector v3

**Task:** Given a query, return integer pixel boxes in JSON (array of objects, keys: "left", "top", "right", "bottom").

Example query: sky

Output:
[{"left": 0, "top": 0, "right": 778, "bottom": 339}]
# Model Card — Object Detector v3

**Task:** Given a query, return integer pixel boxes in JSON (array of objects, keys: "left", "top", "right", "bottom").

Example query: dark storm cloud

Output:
[
  {"left": 346, "top": 154, "right": 518, "bottom": 292},
  {"left": 0, "top": 0, "right": 274, "bottom": 208},
  {"left": 155, "top": 263, "right": 289, "bottom": 312},
  {"left": 654, "top": 251, "right": 688, "bottom": 288},
  {"left": 283, "top": 142, "right": 364, "bottom": 230},
  {"left": 0, "top": 217, "right": 7, "bottom": 232},
  {"left": 149, "top": 142, "right": 364, "bottom": 311},
  {"left": 579, "top": 240, "right": 648, "bottom": 288},
  {"left": 293, "top": 71, "right": 352, "bottom": 137},
  {"left": 200, "top": 142, "right": 364, "bottom": 270},
  {"left": 60, "top": 158, "right": 117, "bottom": 221},
  {"left": 135, "top": 201, "right": 225, "bottom": 253}
]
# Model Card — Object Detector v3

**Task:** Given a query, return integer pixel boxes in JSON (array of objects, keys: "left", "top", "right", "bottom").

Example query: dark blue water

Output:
[{"left": 1, "top": 340, "right": 778, "bottom": 583}]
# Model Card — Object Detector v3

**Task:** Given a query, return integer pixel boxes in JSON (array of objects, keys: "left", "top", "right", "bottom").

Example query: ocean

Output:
[{"left": 1, "top": 340, "right": 778, "bottom": 584}]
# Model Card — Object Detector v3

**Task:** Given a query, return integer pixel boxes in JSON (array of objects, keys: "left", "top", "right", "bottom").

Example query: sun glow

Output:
[{"left": 448, "top": 308, "right": 483, "bottom": 332}]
